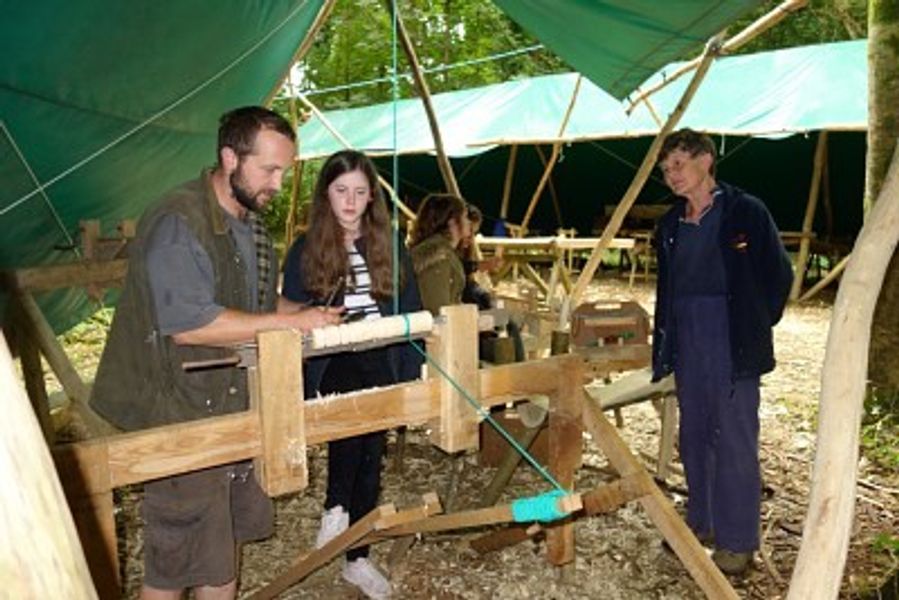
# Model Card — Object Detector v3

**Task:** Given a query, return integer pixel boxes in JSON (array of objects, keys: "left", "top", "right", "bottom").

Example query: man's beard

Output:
[{"left": 229, "top": 167, "right": 272, "bottom": 213}]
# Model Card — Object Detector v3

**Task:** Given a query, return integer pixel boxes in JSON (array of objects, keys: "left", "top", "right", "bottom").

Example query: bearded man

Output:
[{"left": 91, "top": 106, "right": 341, "bottom": 599}]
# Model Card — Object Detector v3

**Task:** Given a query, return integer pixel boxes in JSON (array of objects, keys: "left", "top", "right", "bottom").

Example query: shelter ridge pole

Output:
[
  {"left": 517, "top": 76, "right": 583, "bottom": 236},
  {"left": 295, "top": 93, "right": 416, "bottom": 221},
  {"left": 565, "top": 34, "right": 724, "bottom": 326},
  {"left": 384, "top": 0, "right": 461, "bottom": 198},
  {"left": 787, "top": 145, "right": 899, "bottom": 600},
  {"left": 626, "top": 0, "right": 808, "bottom": 114},
  {"left": 790, "top": 131, "right": 828, "bottom": 300}
]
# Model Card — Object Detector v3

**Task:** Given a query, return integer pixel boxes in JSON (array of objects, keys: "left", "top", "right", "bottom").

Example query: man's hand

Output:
[{"left": 286, "top": 306, "right": 344, "bottom": 332}]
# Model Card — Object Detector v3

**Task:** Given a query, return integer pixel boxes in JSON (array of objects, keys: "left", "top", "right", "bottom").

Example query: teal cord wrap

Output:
[{"left": 511, "top": 490, "right": 570, "bottom": 523}]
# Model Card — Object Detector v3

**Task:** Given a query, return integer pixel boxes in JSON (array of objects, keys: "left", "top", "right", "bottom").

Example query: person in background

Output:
[
  {"left": 652, "top": 128, "right": 792, "bottom": 575},
  {"left": 281, "top": 150, "right": 423, "bottom": 600},
  {"left": 459, "top": 204, "right": 500, "bottom": 310},
  {"left": 408, "top": 193, "right": 469, "bottom": 315},
  {"left": 458, "top": 204, "right": 524, "bottom": 362},
  {"left": 91, "top": 106, "right": 341, "bottom": 600}
]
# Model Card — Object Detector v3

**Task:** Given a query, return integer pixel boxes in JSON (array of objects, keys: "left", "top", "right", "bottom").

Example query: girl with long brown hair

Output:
[{"left": 282, "top": 150, "right": 422, "bottom": 599}]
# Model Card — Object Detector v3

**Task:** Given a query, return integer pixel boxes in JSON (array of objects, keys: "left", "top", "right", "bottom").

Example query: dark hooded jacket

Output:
[{"left": 652, "top": 181, "right": 793, "bottom": 382}]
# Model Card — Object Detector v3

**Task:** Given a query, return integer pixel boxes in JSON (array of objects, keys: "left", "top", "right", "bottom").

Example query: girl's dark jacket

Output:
[
  {"left": 281, "top": 235, "right": 425, "bottom": 397},
  {"left": 652, "top": 181, "right": 793, "bottom": 382}
]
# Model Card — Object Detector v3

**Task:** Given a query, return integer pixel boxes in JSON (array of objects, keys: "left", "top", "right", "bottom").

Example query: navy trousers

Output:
[
  {"left": 325, "top": 432, "right": 386, "bottom": 560},
  {"left": 318, "top": 349, "right": 393, "bottom": 560},
  {"left": 674, "top": 295, "right": 761, "bottom": 553}
]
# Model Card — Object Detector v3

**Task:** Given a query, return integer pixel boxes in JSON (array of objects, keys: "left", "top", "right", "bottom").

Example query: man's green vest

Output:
[{"left": 90, "top": 171, "right": 277, "bottom": 431}]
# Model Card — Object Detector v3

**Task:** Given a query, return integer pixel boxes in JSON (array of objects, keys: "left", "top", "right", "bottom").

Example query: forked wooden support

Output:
[
  {"left": 249, "top": 504, "right": 397, "bottom": 600},
  {"left": 581, "top": 396, "right": 739, "bottom": 599}
]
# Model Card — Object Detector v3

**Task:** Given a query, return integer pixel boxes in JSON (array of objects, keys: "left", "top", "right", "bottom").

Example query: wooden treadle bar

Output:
[{"left": 249, "top": 504, "right": 396, "bottom": 600}]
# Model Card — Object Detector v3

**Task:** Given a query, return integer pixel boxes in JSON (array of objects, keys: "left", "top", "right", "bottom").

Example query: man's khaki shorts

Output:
[{"left": 142, "top": 461, "right": 273, "bottom": 590}]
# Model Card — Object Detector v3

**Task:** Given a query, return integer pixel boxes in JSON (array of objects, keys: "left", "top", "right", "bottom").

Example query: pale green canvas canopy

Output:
[
  {"left": 298, "top": 39, "right": 867, "bottom": 159},
  {"left": 1, "top": 0, "right": 763, "bottom": 331}
]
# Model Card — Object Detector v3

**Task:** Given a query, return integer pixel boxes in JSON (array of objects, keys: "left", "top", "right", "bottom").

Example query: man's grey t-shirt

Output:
[{"left": 145, "top": 211, "right": 258, "bottom": 335}]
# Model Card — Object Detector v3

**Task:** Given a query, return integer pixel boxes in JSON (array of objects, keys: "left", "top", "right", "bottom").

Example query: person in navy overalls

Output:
[{"left": 652, "top": 129, "right": 792, "bottom": 575}]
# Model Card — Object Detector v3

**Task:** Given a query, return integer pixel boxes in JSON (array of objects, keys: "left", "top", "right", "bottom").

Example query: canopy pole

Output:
[
  {"left": 790, "top": 131, "right": 828, "bottom": 300},
  {"left": 565, "top": 35, "right": 723, "bottom": 325},
  {"left": 626, "top": 0, "right": 807, "bottom": 113},
  {"left": 285, "top": 71, "right": 304, "bottom": 248},
  {"left": 787, "top": 145, "right": 899, "bottom": 600},
  {"left": 295, "top": 93, "right": 416, "bottom": 221},
  {"left": 263, "top": 0, "right": 337, "bottom": 106},
  {"left": 534, "top": 145, "right": 564, "bottom": 228},
  {"left": 518, "top": 76, "right": 583, "bottom": 236},
  {"left": 500, "top": 145, "right": 519, "bottom": 221},
  {"left": 384, "top": 0, "right": 461, "bottom": 198}
]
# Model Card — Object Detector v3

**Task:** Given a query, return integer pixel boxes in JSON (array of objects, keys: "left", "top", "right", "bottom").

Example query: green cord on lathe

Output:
[{"left": 400, "top": 315, "right": 567, "bottom": 494}]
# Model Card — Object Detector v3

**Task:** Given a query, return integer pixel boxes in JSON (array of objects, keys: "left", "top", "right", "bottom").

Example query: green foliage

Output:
[
  {"left": 861, "top": 386, "right": 899, "bottom": 469},
  {"left": 728, "top": 0, "right": 867, "bottom": 54},
  {"left": 299, "top": 0, "right": 567, "bottom": 111},
  {"left": 872, "top": 532, "right": 899, "bottom": 556}
]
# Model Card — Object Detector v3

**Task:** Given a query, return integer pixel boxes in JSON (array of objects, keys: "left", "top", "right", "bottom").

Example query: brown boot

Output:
[{"left": 712, "top": 549, "right": 752, "bottom": 575}]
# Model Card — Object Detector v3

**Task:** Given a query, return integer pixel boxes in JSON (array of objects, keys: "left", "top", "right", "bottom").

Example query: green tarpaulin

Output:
[
  {"left": 299, "top": 40, "right": 867, "bottom": 159},
  {"left": 494, "top": 0, "right": 763, "bottom": 100},
  {"left": 1, "top": 1, "right": 327, "bottom": 332}
]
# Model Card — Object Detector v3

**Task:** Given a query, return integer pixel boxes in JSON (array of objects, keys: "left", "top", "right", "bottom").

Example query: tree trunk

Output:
[{"left": 867, "top": 0, "right": 899, "bottom": 390}]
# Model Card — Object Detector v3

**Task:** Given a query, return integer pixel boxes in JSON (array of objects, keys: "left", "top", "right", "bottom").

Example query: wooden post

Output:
[
  {"left": 518, "top": 76, "right": 583, "bottom": 235},
  {"left": 385, "top": 0, "right": 461, "bottom": 198},
  {"left": 284, "top": 70, "right": 304, "bottom": 249},
  {"left": 429, "top": 304, "right": 480, "bottom": 452},
  {"left": 12, "top": 290, "right": 116, "bottom": 437},
  {"left": 567, "top": 35, "right": 723, "bottom": 320},
  {"left": 790, "top": 131, "right": 828, "bottom": 300},
  {"left": 546, "top": 354, "right": 583, "bottom": 568},
  {"left": 14, "top": 290, "right": 89, "bottom": 404},
  {"left": 500, "top": 144, "right": 519, "bottom": 221},
  {"left": 253, "top": 329, "right": 307, "bottom": 495},
  {"left": 16, "top": 318, "right": 55, "bottom": 443},
  {"left": 787, "top": 145, "right": 899, "bottom": 600},
  {"left": 0, "top": 336, "right": 97, "bottom": 599},
  {"left": 656, "top": 394, "right": 678, "bottom": 481}
]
